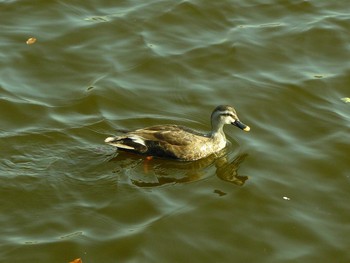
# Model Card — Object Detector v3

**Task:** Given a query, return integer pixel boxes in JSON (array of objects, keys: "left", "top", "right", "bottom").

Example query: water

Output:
[{"left": 1, "top": 0, "right": 350, "bottom": 262}]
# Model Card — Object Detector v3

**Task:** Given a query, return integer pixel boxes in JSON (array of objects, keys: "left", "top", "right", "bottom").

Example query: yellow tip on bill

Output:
[{"left": 243, "top": 126, "right": 250, "bottom": 132}]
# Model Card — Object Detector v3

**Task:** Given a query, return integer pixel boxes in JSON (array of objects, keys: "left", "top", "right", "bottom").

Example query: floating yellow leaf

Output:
[
  {"left": 26, "top": 37, "right": 37, "bottom": 45},
  {"left": 341, "top": 97, "right": 350, "bottom": 103},
  {"left": 69, "top": 258, "right": 82, "bottom": 263}
]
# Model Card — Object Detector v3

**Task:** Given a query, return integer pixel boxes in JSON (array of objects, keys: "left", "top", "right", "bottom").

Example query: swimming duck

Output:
[{"left": 105, "top": 105, "right": 250, "bottom": 161}]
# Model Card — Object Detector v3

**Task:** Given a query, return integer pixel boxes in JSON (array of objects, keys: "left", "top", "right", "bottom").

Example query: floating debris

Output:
[
  {"left": 283, "top": 196, "right": 290, "bottom": 201},
  {"left": 214, "top": 189, "right": 227, "bottom": 196},
  {"left": 70, "top": 258, "right": 82, "bottom": 263},
  {"left": 341, "top": 97, "right": 350, "bottom": 103},
  {"left": 26, "top": 37, "right": 37, "bottom": 45}
]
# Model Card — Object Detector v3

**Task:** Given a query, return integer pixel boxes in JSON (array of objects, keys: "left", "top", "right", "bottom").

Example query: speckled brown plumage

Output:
[{"left": 105, "top": 105, "right": 250, "bottom": 161}]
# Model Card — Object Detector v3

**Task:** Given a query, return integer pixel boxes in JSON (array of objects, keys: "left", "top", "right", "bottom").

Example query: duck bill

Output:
[{"left": 232, "top": 120, "right": 250, "bottom": 132}]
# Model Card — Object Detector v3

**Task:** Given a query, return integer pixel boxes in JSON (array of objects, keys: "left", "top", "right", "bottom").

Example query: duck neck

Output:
[{"left": 209, "top": 119, "right": 226, "bottom": 140}]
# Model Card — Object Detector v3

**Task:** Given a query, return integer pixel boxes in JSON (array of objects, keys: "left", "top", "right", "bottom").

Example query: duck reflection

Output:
[{"left": 108, "top": 146, "right": 248, "bottom": 187}]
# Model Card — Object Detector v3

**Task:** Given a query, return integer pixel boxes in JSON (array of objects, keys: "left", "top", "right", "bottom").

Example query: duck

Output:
[{"left": 104, "top": 105, "right": 250, "bottom": 161}]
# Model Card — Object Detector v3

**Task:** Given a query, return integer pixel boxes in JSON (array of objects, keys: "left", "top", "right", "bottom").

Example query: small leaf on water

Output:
[
  {"left": 26, "top": 37, "right": 37, "bottom": 45},
  {"left": 214, "top": 189, "right": 227, "bottom": 196},
  {"left": 69, "top": 258, "right": 82, "bottom": 263}
]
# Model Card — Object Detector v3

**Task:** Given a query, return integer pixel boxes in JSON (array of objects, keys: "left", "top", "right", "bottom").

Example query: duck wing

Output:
[{"left": 135, "top": 125, "right": 202, "bottom": 146}]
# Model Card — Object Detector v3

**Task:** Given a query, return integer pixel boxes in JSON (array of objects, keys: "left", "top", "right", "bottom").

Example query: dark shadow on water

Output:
[{"left": 107, "top": 147, "right": 249, "bottom": 187}]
